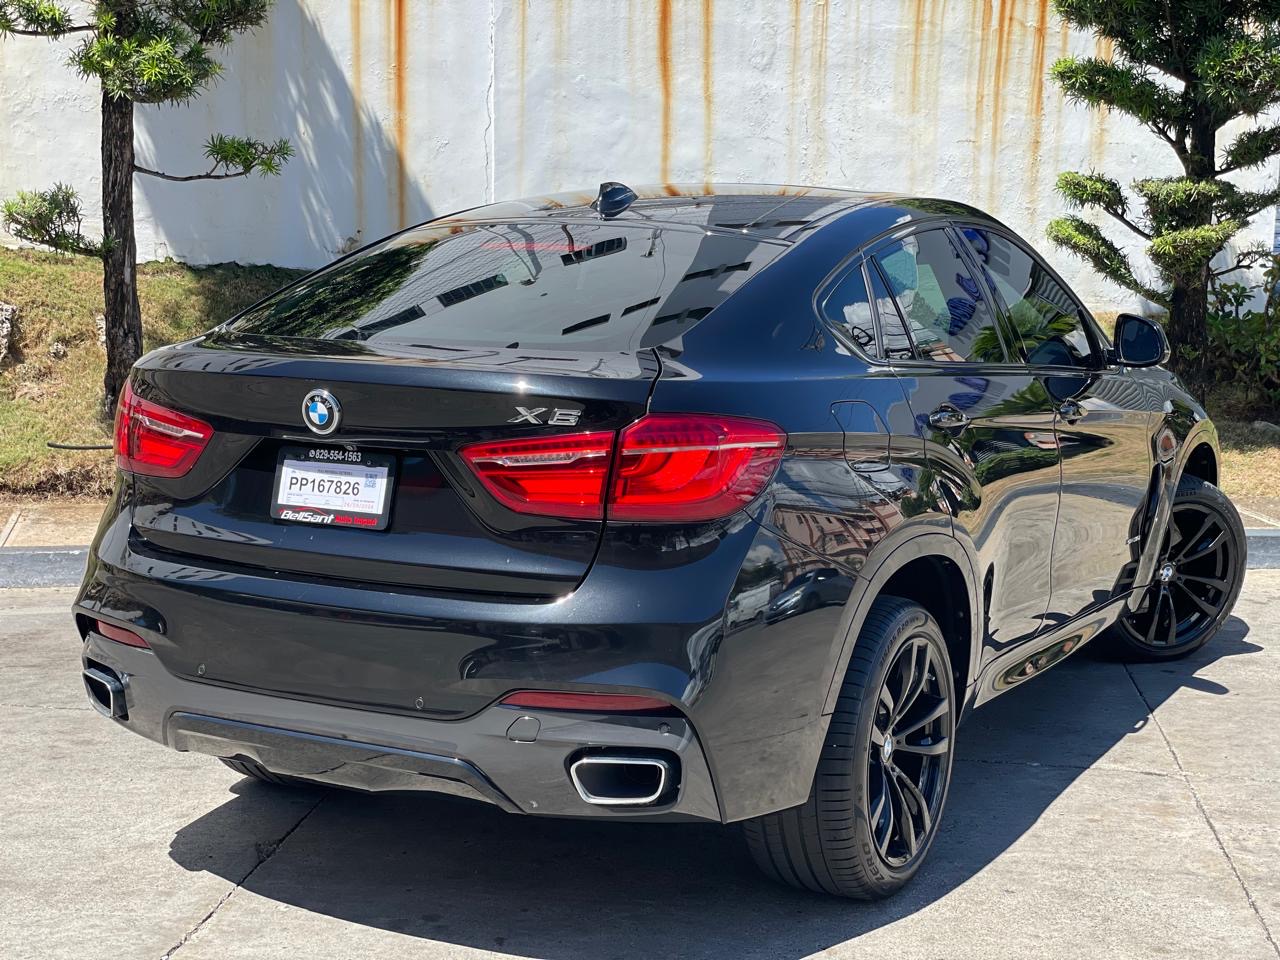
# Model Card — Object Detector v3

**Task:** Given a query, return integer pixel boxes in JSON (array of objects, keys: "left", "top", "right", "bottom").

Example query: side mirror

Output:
[{"left": 1113, "top": 313, "right": 1169, "bottom": 367}]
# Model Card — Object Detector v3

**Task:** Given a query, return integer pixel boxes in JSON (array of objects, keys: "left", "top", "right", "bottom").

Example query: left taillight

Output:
[{"left": 114, "top": 379, "right": 213, "bottom": 478}]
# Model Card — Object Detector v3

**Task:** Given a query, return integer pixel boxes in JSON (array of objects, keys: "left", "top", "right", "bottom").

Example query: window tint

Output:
[
  {"left": 959, "top": 227, "right": 1097, "bottom": 368},
  {"left": 228, "top": 221, "right": 783, "bottom": 351},
  {"left": 821, "top": 263, "right": 878, "bottom": 354},
  {"left": 868, "top": 262, "right": 916, "bottom": 360},
  {"left": 873, "top": 229, "right": 1006, "bottom": 363}
]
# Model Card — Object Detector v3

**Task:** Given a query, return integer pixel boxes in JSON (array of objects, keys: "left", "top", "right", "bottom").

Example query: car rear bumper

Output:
[{"left": 80, "top": 630, "right": 722, "bottom": 822}]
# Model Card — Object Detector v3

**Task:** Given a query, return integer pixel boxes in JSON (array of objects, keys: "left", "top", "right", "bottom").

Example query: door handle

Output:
[
  {"left": 1057, "top": 399, "right": 1085, "bottom": 423},
  {"left": 928, "top": 406, "right": 970, "bottom": 432}
]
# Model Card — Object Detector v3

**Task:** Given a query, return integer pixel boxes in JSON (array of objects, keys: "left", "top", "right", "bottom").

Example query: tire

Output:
[
  {"left": 219, "top": 757, "right": 316, "bottom": 788},
  {"left": 744, "top": 596, "right": 956, "bottom": 899},
  {"left": 1104, "top": 475, "right": 1246, "bottom": 662}
]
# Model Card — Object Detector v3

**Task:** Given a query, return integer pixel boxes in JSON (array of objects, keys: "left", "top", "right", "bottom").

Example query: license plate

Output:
[{"left": 271, "top": 446, "right": 395, "bottom": 530}]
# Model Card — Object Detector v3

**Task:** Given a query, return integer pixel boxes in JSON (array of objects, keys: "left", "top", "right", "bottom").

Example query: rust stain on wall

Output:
[
  {"left": 810, "top": 0, "right": 829, "bottom": 173},
  {"left": 387, "top": 0, "right": 409, "bottom": 230},
  {"left": 658, "top": 0, "right": 673, "bottom": 185},
  {"left": 701, "top": 0, "right": 715, "bottom": 187},
  {"left": 350, "top": 0, "right": 364, "bottom": 237},
  {"left": 516, "top": 0, "right": 527, "bottom": 194},
  {"left": 908, "top": 0, "right": 928, "bottom": 107},
  {"left": 1024, "top": 0, "right": 1051, "bottom": 211},
  {"left": 988, "top": 0, "right": 1018, "bottom": 176},
  {"left": 902, "top": 0, "right": 947, "bottom": 189},
  {"left": 972, "top": 0, "right": 994, "bottom": 148},
  {"left": 1089, "top": 34, "right": 1114, "bottom": 167},
  {"left": 787, "top": 0, "right": 803, "bottom": 179}
]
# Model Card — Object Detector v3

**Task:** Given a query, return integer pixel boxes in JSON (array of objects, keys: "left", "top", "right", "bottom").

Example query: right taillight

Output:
[
  {"left": 459, "top": 413, "right": 784, "bottom": 522},
  {"left": 114, "top": 380, "right": 213, "bottom": 478}
]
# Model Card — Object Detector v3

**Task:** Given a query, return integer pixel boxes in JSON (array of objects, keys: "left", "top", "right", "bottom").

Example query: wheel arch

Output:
[
  {"left": 1182, "top": 440, "right": 1218, "bottom": 487},
  {"left": 821, "top": 530, "right": 981, "bottom": 718}
]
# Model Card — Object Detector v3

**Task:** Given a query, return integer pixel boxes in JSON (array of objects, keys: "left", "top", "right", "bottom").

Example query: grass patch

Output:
[
  {"left": 1217, "top": 420, "right": 1280, "bottom": 502},
  {"left": 0, "top": 248, "right": 302, "bottom": 496}
]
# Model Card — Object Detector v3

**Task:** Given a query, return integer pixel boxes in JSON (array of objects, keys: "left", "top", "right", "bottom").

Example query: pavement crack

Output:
[
  {"left": 159, "top": 792, "right": 326, "bottom": 959},
  {"left": 1124, "top": 664, "right": 1280, "bottom": 958}
]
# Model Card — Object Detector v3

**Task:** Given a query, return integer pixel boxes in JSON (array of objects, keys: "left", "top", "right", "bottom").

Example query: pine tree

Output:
[
  {"left": 1048, "top": 0, "right": 1280, "bottom": 390},
  {"left": 1, "top": 1, "right": 292, "bottom": 414}
]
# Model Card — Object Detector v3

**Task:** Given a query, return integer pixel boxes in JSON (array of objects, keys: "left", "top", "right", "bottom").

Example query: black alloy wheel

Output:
[
  {"left": 1110, "top": 475, "right": 1245, "bottom": 661},
  {"left": 868, "top": 636, "right": 953, "bottom": 867},
  {"left": 744, "top": 596, "right": 955, "bottom": 899}
]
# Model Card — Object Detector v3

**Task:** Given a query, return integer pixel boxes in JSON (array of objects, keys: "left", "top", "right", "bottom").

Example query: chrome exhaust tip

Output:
[
  {"left": 83, "top": 665, "right": 127, "bottom": 720},
  {"left": 569, "top": 755, "right": 672, "bottom": 806}
]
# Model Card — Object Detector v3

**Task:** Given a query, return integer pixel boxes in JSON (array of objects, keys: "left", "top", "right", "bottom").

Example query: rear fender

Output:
[{"left": 820, "top": 528, "right": 981, "bottom": 717}]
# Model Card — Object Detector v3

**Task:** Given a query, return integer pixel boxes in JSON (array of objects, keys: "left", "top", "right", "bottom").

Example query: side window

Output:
[
  {"left": 872, "top": 229, "right": 1007, "bottom": 363},
  {"left": 959, "top": 227, "right": 1098, "bottom": 368},
  {"left": 868, "top": 263, "right": 916, "bottom": 360},
  {"left": 821, "top": 262, "right": 878, "bottom": 355}
]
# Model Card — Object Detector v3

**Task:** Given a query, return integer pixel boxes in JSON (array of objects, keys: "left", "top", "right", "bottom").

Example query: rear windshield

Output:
[{"left": 227, "top": 221, "right": 784, "bottom": 351}]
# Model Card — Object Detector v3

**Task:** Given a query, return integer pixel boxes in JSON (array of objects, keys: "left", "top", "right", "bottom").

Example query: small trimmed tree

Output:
[
  {"left": 1047, "top": 0, "right": 1280, "bottom": 392},
  {"left": 1, "top": 1, "right": 292, "bottom": 415}
]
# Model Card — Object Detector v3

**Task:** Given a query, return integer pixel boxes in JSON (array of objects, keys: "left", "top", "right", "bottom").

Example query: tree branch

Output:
[
  {"left": 133, "top": 163, "right": 251, "bottom": 182},
  {"left": 1056, "top": 171, "right": 1154, "bottom": 240},
  {"left": 1210, "top": 247, "right": 1273, "bottom": 279},
  {"left": 4, "top": 22, "right": 91, "bottom": 34},
  {"left": 132, "top": 134, "right": 294, "bottom": 183},
  {"left": 1045, "top": 214, "right": 1169, "bottom": 307}
]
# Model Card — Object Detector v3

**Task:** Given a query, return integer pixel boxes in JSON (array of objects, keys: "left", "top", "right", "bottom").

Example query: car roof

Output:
[{"left": 431, "top": 183, "right": 1003, "bottom": 246}]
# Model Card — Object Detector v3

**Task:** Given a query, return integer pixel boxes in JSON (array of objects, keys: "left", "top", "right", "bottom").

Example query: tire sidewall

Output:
[{"left": 843, "top": 604, "right": 955, "bottom": 895}]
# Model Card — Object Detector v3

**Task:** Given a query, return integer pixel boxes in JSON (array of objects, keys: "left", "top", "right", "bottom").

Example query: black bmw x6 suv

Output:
[{"left": 77, "top": 183, "right": 1245, "bottom": 899}]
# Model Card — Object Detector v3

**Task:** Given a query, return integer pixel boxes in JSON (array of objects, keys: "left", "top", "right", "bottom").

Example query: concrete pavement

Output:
[{"left": 2, "top": 575, "right": 1278, "bottom": 960}]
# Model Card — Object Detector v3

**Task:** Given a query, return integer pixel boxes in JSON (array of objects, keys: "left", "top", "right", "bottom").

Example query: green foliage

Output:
[
  {"left": 204, "top": 134, "right": 294, "bottom": 177},
  {"left": 1048, "top": 1, "right": 1280, "bottom": 407},
  {"left": 0, "top": 0, "right": 77, "bottom": 35},
  {"left": 1221, "top": 123, "right": 1280, "bottom": 172},
  {"left": 1051, "top": 57, "right": 1187, "bottom": 127},
  {"left": 1205, "top": 260, "right": 1280, "bottom": 412},
  {"left": 2, "top": 184, "right": 103, "bottom": 257},
  {"left": 1, "top": 1, "right": 292, "bottom": 410},
  {"left": 1148, "top": 221, "right": 1243, "bottom": 279},
  {"left": 2, "top": 2, "right": 277, "bottom": 103},
  {"left": 1046, "top": 214, "right": 1168, "bottom": 305},
  {"left": 0, "top": 1, "right": 292, "bottom": 225},
  {"left": 1057, "top": 171, "right": 1129, "bottom": 214}
]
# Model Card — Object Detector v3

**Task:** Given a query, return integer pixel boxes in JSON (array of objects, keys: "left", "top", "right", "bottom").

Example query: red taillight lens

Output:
[
  {"left": 459, "top": 430, "right": 616, "bottom": 519},
  {"left": 500, "top": 691, "right": 676, "bottom": 713},
  {"left": 610, "top": 414, "right": 785, "bottom": 521},
  {"left": 114, "top": 380, "right": 213, "bottom": 478},
  {"left": 95, "top": 619, "right": 150, "bottom": 648},
  {"left": 459, "top": 413, "right": 784, "bottom": 522}
]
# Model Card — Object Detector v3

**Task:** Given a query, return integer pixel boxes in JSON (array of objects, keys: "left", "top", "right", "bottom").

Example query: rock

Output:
[
  {"left": 0, "top": 302, "right": 16, "bottom": 365},
  {"left": 1252, "top": 420, "right": 1280, "bottom": 439},
  {"left": 94, "top": 313, "right": 106, "bottom": 347},
  {"left": 49, "top": 340, "right": 67, "bottom": 360}
]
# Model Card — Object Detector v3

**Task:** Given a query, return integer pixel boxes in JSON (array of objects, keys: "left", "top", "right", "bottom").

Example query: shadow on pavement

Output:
[{"left": 168, "top": 617, "right": 1260, "bottom": 959}]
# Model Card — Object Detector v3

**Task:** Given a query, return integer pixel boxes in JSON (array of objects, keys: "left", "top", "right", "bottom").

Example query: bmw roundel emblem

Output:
[{"left": 302, "top": 388, "right": 340, "bottom": 435}]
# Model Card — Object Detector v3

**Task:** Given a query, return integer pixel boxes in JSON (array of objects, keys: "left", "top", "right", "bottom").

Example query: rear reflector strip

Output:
[
  {"left": 96, "top": 620, "right": 150, "bottom": 649},
  {"left": 500, "top": 691, "right": 676, "bottom": 713}
]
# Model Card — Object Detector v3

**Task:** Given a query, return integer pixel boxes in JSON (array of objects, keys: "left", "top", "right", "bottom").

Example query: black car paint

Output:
[{"left": 75, "top": 184, "right": 1220, "bottom": 824}]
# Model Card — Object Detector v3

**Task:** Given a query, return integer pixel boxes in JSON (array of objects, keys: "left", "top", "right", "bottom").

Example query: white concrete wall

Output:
[{"left": 2, "top": 0, "right": 1277, "bottom": 309}]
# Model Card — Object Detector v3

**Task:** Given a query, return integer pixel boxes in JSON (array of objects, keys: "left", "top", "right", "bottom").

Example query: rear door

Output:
[
  {"left": 957, "top": 224, "right": 1155, "bottom": 623},
  {"left": 868, "top": 226, "right": 1061, "bottom": 653}
]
